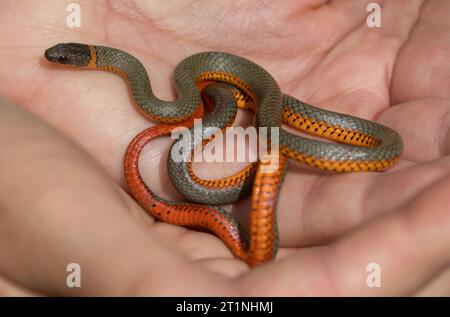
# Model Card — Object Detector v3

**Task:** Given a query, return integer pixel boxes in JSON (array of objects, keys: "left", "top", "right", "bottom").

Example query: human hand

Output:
[{"left": 0, "top": 0, "right": 449, "bottom": 295}]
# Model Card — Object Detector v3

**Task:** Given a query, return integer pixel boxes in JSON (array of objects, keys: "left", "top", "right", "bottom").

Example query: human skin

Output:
[{"left": 0, "top": 0, "right": 450, "bottom": 295}]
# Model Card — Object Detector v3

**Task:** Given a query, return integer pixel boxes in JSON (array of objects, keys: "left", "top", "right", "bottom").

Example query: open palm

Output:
[{"left": 0, "top": 0, "right": 449, "bottom": 295}]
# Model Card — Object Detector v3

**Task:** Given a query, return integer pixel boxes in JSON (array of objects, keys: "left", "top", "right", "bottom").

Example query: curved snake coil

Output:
[{"left": 44, "top": 43, "right": 403, "bottom": 266}]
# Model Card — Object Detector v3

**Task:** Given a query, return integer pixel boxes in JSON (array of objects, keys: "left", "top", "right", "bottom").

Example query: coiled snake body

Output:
[{"left": 45, "top": 43, "right": 403, "bottom": 266}]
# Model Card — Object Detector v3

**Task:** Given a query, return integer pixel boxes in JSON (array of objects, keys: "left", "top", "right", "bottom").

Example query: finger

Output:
[
  {"left": 0, "top": 274, "right": 41, "bottom": 296},
  {"left": 0, "top": 97, "right": 234, "bottom": 295},
  {"left": 415, "top": 265, "right": 450, "bottom": 296},
  {"left": 237, "top": 165, "right": 450, "bottom": 295},
  {"left": 276, "top": 158, "right": 448, "bottom": 246},
  {"left": 274, "top": 98, "right": 449, "bottom": 246},
  {"left": 392, "top": 0, "right": 450, "bottom": 103},
  {"left": 378, "top": 99, "right": 450, "bottom": 161}
]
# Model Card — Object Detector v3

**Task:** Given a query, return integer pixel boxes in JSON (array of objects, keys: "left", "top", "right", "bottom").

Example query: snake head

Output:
[{"left": 44, "top": 43, "right": 91, "bottom": 67}]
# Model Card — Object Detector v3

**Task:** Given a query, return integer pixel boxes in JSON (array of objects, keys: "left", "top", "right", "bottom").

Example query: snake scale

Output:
[{"left": 44, "top": 43, "right": 403, "bottom": 266}]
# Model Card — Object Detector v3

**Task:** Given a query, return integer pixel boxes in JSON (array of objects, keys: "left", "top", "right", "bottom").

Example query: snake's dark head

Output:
[{"left": 44, "top": 43, "right": 92, "bottom": 67}]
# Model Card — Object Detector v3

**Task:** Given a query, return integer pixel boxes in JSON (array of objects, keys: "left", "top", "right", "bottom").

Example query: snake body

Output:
[
  {"left": 167, "top": 92, "right": 403, "bottom": 205},
  {"left": 44, "top": 43, "right": 403, "bottom": 265}
]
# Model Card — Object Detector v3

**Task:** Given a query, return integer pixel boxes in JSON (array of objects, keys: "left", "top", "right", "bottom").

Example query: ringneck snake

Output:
[{"left": 44, "top": 43, "right": 403, "bottom": 266}]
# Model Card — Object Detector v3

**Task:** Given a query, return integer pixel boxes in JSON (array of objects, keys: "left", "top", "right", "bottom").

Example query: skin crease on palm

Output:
[{"left": 0, "top": 0, "right": 449, "bottom": 296}]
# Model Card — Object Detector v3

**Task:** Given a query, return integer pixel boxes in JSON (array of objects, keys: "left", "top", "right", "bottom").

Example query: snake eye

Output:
[{"left": 58, "top": 55, "right": 68, "bottom": 63}]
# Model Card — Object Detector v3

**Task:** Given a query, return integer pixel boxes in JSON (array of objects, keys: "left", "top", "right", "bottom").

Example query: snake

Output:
[{"left": 44, "top": 43, "right": 404, "bottom": 266}]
